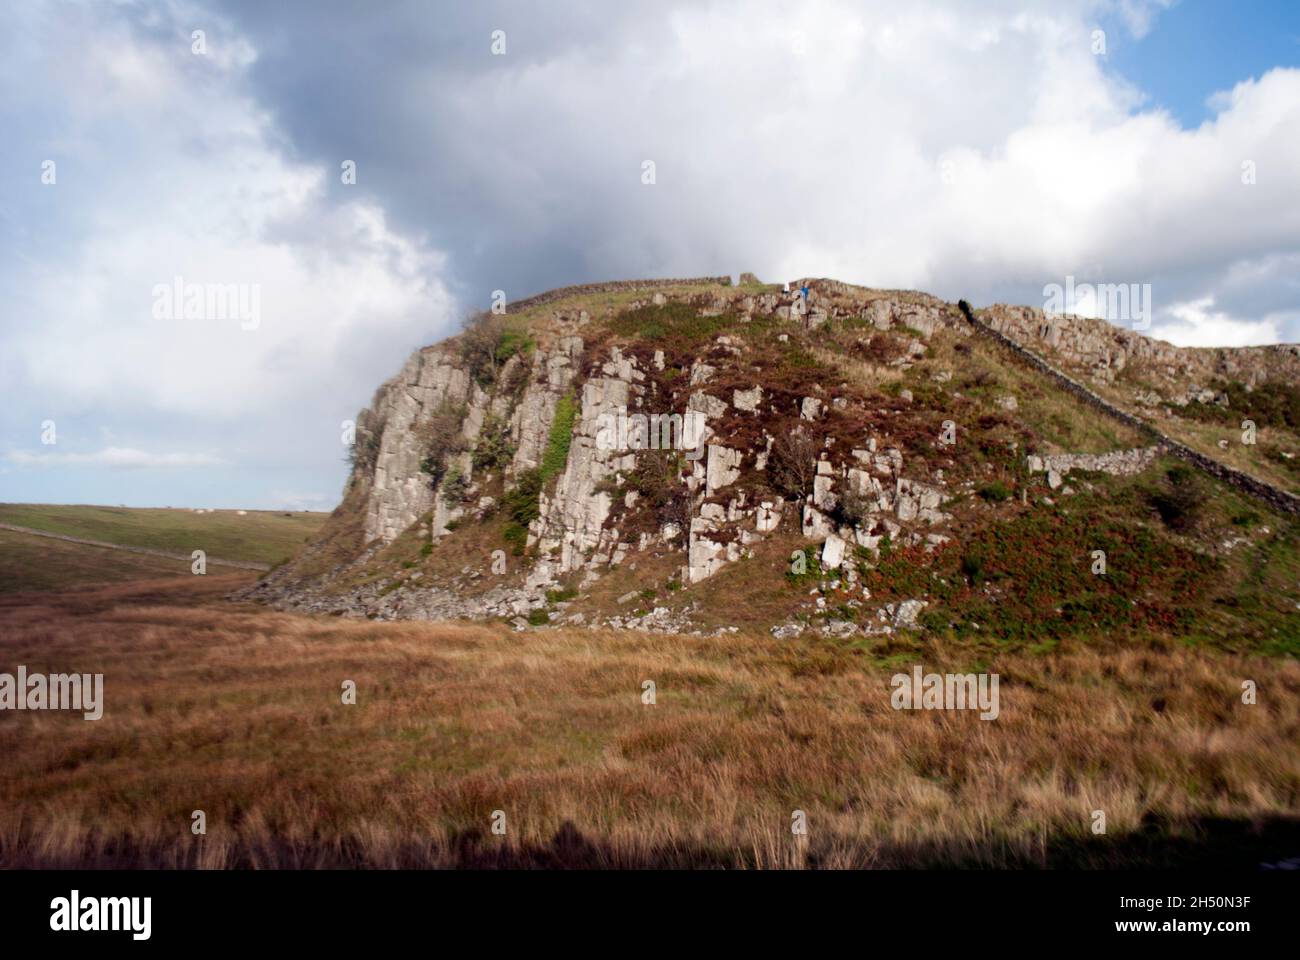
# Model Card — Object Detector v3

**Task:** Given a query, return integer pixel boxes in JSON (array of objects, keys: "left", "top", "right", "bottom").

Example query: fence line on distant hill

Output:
[{"left": 956, "top": 300, "right": 1300, "bottom": 517}]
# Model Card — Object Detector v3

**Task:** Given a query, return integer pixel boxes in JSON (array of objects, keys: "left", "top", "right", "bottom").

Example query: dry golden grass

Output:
[
  {"left": 1, "top": 576, "right": 1298, "bottom": 869},
  {"left": 916, "top": 330, "right": 1149, "bottom": 454},
  {"left": 1144, "top": 415, "right": 1299, "bottom": 493},
  {"left": 809, "top": 344, "right": 906, "bottom": 391},
  {"left": 1085, "top": 370, "right": 1300, "bottom": 493}
]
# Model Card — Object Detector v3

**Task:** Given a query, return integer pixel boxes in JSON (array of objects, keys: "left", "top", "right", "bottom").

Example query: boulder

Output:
[
  {"left": 733, "top": 386, "right": 763, "bottom": 412},
  {"left": 822, "top": 534, "right": 847, "bottom": 570},
  {"left": 706, "top": 445, "right": 743, "bottom": 494},
  {"left": 689, "top": 361, "right": 716, "bottom": 386},
  {"left": 893, "top": 599, "right": 927, "bottom": 629}
]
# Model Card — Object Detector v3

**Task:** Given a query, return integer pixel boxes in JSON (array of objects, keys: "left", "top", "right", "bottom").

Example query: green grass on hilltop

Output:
[
  {"left": 0, "top": 503, "right": 328, "bottom": 567},
  {"left": 0, "top": 528, "right": 259, "bottom": 593}
]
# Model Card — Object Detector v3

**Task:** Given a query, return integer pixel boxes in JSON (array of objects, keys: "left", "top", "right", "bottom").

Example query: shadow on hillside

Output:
[{"left": 7, "top": 813, "right": 1300, "bottom": 870}]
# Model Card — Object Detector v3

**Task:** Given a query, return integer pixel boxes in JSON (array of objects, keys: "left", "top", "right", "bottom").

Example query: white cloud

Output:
[
  {"left": 268, "top": 489, "right": 335, "bottom": 511},
  {"left": 5, "top": 447, "right": 225, "bottom": 469},
  {"left": 1150, "top": 297, "right": 1281, "bottom": 348},
  {"left": 2, "top": 1, "right": 456, "bottom": 426},
  {"left": 1109, "top": 0, "right": 1176, "bottom": 39},
  {"left": 371, "top": 0, "right": 1300, "bottom": 346}
]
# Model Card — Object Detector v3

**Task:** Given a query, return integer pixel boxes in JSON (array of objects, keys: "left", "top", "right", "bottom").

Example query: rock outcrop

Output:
[
  {"left": 239, "top": 276, "right": 1300, "bottom": 630},
  {"left": 982, "top": 303, "right": 1300, "bottom": 388}
]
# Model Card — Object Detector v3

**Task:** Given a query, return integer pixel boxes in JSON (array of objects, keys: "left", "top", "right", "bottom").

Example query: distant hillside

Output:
[
  {"left": 0, "top": 504, "right": 328, "bottom": 592},
  {"left": 242, "top": 277, "right": 1300, "bottom": 655}
]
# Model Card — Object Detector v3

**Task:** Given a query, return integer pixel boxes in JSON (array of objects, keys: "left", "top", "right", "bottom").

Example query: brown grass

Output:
[{"left": 1, "top": 577, "right": 1298, "bottom": 869}]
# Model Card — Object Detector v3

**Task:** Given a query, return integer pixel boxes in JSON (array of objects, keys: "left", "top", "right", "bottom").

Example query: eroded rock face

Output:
[
  {"left": 706, "top": 445, "right": 742, "bottom": 494},
  {"left": 340, "top": 288, "right": 885, "bottom": 582},
  {"left": 534, "top": 371, "right": 637, "bottom": 572},
  {"left": 687, "top": 517, "right": 727, "bottom": 584},
  {"left": 982, "top": 304, "right": 1300, "bottom": 388},
  {"left": 342, "top": 298, "right": 965, "bottom": 594},
  {"left": 364, "top": 350, "right": 475, "bottom": 543},
  {"left": 246, "top": 275, "right": 1295, "bottom": 630},
  {"left": 359, "top": 338, "right": 593, "bottom": 544},
  {"left": 510, "top": 337, "right": 583, "bottom": 474}
]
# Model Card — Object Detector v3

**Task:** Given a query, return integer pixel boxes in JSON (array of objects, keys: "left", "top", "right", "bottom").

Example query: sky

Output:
[{"left": 2, "top": 0, "right": 1299, "bottom": 510}]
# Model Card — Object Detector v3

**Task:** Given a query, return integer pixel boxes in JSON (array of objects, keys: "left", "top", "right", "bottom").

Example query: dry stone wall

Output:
[
  {"left": 958, "top": 301, "right": 1300, "bottom": 517},
  {"left": 504, "top": 277, "right": 732, "bottom": 315}
]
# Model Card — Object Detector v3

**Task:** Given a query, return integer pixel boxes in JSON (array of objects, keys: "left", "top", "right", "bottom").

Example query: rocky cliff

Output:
[{"left": 240, "top": 276, "right": 1300, "bottom": 643}]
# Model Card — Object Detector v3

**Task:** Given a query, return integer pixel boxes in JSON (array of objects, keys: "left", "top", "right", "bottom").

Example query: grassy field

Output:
[
  {"left": 0, "top": 528, "right": 263, "bottom": 593},
  {"left": 1, "top": 574, "right": 1297, "bottom": 869},
  {"left": 0, "top": 503, "right": 328, "bottom": 568}
]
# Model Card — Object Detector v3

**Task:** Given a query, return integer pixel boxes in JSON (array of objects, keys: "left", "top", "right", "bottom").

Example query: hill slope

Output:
[
  {"left": 241, "top": 277, "right": 1300, "bottom": 655},
  {"left": 0, "top": 504, "right": 328, "bottom": 592},
  {"left": 0, "top": 503, "right": 327, "bottom": 566}
]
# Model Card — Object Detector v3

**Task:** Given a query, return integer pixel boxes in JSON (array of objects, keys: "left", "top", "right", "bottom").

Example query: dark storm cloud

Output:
[{"left": 218, "top": 1, "right": 684, "bottom": 306}]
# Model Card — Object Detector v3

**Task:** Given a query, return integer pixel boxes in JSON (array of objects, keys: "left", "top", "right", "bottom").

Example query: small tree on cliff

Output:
[
  {"left": 768, "top": 427, "right": 820, "bottom": 502},
  {"left": 459, "top": 311, "right": 506, "bottom": 386}
]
